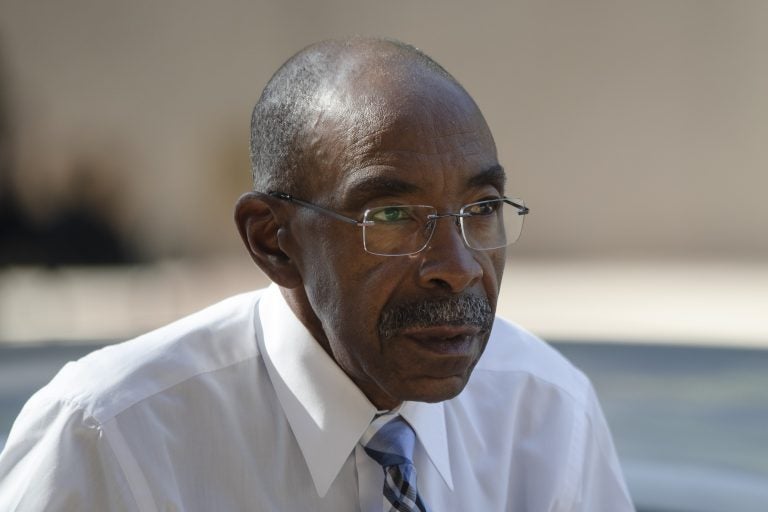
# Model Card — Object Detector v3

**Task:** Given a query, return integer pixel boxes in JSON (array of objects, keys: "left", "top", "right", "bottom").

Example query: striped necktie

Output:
[{"left": 362, "top": 415, "right": 429, "bottom": 512}]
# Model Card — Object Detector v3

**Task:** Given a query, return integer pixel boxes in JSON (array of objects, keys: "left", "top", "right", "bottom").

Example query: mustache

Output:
[{"left": 378, "top": 295, "right": 494, "bottom": 340}]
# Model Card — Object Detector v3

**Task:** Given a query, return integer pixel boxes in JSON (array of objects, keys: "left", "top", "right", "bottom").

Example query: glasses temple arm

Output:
[
  {"left": 504, "top": 198, "right": 530, "bottom": 216},
  {"left": 268, "top": 191, "right": 363, "bottom": 225}
]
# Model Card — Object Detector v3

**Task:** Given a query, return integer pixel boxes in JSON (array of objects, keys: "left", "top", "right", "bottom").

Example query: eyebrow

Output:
[
  {"left": 467, "top": 164, "right": 507, "bottom": 191},
  {"left": 343, "top": 164, "right": 507, "bottom": 205},
  {"left": 344, "top": 175, "right": 423, "bottom": 202}
]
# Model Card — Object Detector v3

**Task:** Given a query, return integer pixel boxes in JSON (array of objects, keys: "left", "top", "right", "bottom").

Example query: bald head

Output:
[
  {"left": 248, "top": 37, "right": 476, "bottom": 195},
  {"left": 239, "top": 38, "right": 503, "bottom": 410}
]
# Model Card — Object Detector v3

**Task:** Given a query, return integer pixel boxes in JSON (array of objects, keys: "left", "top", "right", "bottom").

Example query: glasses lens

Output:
[
  {"left": 362, "top": 205, "right": 436, "bottom": 256},
  {"left": 460, "top": 198, "right": 526, "bottom": 250}
]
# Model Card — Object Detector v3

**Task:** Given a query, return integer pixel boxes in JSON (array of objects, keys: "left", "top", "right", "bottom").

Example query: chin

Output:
[{"left": 398, "top": 374, "right": 470, "bottom": 404}]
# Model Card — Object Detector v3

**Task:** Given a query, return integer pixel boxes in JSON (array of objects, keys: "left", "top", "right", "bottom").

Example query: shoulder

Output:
[
  {"left": 447, "top": 318, "right": 633, "bottom": 510},
  {"left": 474, "top": 316, "right": 590, "bottom": 400},
  {"left": 30, "top": 289, "right": 267, "bottom": 424},
  {"left": 0, "top": 289, "right": 281, "bottom": 509}
]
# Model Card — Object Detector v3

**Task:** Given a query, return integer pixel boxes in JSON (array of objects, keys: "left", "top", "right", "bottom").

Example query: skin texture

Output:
[{"left": 236, "top": 42, "right": 506, "bottom": 410}]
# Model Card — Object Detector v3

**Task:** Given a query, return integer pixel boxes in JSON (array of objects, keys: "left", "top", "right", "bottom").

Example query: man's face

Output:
[{"left": 285, "top": 74, "right": 506, "bottom": 410}]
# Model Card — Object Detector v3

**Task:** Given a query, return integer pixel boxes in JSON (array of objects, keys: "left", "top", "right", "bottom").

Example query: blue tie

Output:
[{"left": 362, "top": 415, "right": 430, "bottom": 512}]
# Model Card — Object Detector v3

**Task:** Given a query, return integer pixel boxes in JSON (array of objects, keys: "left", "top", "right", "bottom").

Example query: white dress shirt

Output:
[{"left": 0, "top": 284, "right": 634, "bottom": 511}]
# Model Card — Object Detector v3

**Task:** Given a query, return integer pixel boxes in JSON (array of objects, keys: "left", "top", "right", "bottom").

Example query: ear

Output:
[{"left": 234, "top": 192, "right": 302, "bottom": 288}]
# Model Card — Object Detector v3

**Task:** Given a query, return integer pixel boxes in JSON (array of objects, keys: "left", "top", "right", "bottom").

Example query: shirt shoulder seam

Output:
[
  {"left": 93, "top": 350, "right": 264, "bottom": 423},
  {"left": 471, "top": 366, "right": 591, "bottom": 407},
  {"left": 27, "top": 398, "right": 146, "bottom": 511}
]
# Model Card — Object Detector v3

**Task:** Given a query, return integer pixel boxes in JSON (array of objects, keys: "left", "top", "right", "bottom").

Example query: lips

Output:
[{"left": 398, "top": 325, "right": 485, "bottom": 356}]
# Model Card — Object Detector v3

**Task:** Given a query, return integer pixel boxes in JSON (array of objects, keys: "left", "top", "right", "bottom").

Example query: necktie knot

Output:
[
  {"left": 363, "top": 415, "right": 417, "bottom": 468},
  {"left": 362, "top": 415, "right": 429, "bottom": 512}
]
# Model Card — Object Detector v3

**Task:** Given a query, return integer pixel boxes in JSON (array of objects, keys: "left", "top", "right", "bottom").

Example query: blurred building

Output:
[{"left": 0, "top": 0, "right": 766, "bottom": 263}]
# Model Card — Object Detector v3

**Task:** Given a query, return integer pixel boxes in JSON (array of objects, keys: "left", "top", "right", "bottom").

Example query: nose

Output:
[{"left": 417, "top": 216, "right": 484, "bottom": 293}]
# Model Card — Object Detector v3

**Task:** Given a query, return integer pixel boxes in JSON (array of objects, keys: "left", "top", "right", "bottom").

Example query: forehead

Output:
[{"left": 303, "top": 72, "right": 502, "bottom": 202}]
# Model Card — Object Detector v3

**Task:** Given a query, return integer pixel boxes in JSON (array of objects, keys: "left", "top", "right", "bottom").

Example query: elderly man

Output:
[{"left": 0, "top": 38, "right": 633, "bottom": 511}]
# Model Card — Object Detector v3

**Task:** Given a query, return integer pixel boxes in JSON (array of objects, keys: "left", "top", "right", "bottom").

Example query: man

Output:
[{"left": 0, "top": 37, "right": 633, "bottom": 511}]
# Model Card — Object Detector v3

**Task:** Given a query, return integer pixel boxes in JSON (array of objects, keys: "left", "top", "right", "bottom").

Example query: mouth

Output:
[{"left": 397, "top": 325, "right": 487, "bottom": 356}]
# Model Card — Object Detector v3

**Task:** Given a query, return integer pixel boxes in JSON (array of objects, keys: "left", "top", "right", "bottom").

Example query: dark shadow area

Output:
[
  {"left": 0, "top": 184, "right": 139, "bottom": 267},
  {"left": 0, "top": 44, "right": 138, "bottom": 267}
]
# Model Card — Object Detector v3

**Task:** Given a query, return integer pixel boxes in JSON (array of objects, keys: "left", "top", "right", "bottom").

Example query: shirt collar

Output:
[
  {"left": 400, "top": 401, "right": 454, "bottom": 490},
  {"left": 256, "top": 284, "right": 453, "bottom": 496}
]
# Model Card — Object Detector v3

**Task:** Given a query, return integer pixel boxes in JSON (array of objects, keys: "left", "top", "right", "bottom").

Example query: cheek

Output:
[
  {"left": 310, "top": 259, "right": 407, "bottom": 368},
  {"left": 299, "top": 234, "right": 384, "bottom": 335},
  {"left": 491, "top": 250, "right": 505, "bottom": 282},
  {"left": 322, "top": 261, "right": 391, "bottom": 335},
  {"left": 482, "top": 250, "right": 506, "bottom": 306}
]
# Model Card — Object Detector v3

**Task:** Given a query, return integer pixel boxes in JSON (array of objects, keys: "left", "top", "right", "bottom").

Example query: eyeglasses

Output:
[{"left": 269, "top": 191, "right": 529, "bottom": 257}]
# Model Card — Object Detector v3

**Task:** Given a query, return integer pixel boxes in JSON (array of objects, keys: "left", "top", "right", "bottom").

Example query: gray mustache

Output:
[{"left": 378, "top": 295, "right": 494, "bottom": 340}]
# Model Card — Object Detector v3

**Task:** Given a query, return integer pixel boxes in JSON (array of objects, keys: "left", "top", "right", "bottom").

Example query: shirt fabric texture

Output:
[{"left": 0, "top": 284, "right": 634, "bottom": 511}]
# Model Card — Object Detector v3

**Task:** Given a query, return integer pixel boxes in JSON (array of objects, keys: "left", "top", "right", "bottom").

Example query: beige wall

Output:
[{"left": 1, "top": 0, "right": 766, "bottom": 260}]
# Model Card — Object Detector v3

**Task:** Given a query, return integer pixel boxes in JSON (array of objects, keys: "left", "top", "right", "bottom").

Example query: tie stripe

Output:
[
  {"left": 363, "top": 415, "right": 430, "bottom": 512},
  {"left": 384, "top": 467, "right": 427, "bottom": 512}
]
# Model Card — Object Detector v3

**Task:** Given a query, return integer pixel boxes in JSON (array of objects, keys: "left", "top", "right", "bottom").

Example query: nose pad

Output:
[
  {"left": 417, "top": 215, "right": 483, "bottom": 292},
  {"left": 424, "top": 214, "right": 464, "bottom": 243}
]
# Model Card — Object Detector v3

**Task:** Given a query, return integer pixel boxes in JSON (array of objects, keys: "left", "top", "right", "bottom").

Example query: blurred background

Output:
[{"left": 0, "top": 1, "right": 766, "bottom": 510}]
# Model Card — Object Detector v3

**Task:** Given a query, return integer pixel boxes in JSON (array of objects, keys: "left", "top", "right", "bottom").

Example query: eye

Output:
[
  {"left": 369, "top": 206, "right": 412, "bottom": 223},
  {"left": 464, "top": 200, "right": 501, "bottom": 216}
]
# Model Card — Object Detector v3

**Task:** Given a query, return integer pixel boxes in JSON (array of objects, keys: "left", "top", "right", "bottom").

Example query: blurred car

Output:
[{"left": 2, "top": 341, "right": 767, "bottom": 511}]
